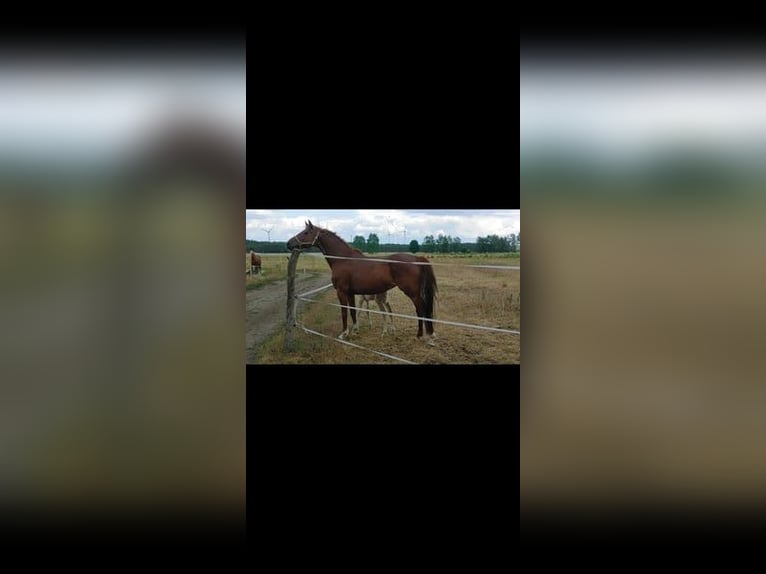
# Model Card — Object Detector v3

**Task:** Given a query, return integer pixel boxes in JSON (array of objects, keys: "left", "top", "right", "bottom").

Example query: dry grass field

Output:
[
  {"left": 253, "top": 253, "right": 520, "bottom": 364},
  {"left": 246, "top": 253, "right": 329, "bottom": 290}
]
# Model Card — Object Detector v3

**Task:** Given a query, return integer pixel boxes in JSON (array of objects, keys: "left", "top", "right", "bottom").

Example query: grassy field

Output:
[{"left": 254, "top": 252, "right": 520, "bottom": 364}]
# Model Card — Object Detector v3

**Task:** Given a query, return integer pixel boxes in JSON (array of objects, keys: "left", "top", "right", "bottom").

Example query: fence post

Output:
[{"left": 285, "top": 250, "right": 301, "bottom": 351}]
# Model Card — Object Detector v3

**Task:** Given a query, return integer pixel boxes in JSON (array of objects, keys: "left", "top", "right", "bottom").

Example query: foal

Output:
[
  {"left": 351, "top": 246, "right": 395, "bottom": 335},
  {"left": 358, "top": 292, "right": 396, "bottom": 334}
]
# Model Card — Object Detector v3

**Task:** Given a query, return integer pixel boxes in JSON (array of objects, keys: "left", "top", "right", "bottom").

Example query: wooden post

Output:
[{"left": 285, "top": 250, "right": 301, "bottom": 351}]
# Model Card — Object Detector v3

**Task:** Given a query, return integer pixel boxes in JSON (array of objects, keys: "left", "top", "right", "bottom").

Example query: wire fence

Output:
[
  {"left": 299, "top": 252, "right": 520, "bottom": 270},
  {"left": 297, "top": 290, "right": 520, "bottom": 335},
  {"left": 287, "top": 253, "right": 520, "bottom": 363}
]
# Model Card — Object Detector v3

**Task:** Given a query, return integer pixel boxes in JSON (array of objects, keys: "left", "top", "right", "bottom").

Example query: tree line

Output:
[
  {"left": 415, "top": 233, "right": 519, "bottom": 254},
  {"left": 248, "top": 232, "right": 519, "bottom": 254}
]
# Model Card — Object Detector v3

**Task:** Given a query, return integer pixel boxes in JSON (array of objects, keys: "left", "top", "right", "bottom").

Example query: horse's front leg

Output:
[
  {"left": 349, "top": 293, "right": 359, "bottom": 336},
  {"left": 337, "top": 291, "right": 350, "bottom": 340}
]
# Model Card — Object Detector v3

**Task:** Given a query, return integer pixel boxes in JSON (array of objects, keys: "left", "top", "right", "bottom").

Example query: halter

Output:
[{"left": 297, "top": 228, "right": 322, "bottom": 250}]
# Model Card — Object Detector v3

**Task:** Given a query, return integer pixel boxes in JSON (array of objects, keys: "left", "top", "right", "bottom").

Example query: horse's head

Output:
[{"left": 286, "top": 220, "right": 321, "bottom": 250}]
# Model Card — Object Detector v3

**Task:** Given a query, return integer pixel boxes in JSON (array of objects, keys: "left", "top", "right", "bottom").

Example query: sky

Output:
[
  {"left": 520, "top": 65, "right": 766, "bottom": 159},
  {"left": 245, "top": 210, "right": 521, "bottom": 244}
]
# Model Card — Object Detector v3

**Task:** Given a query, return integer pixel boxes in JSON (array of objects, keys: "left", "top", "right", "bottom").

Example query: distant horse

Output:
[
  {"left": 287, "top": 221, "right": 437, "bottom": 345},
  {"left": 249, "top": 251, "right": 262, "bottom": 276}
]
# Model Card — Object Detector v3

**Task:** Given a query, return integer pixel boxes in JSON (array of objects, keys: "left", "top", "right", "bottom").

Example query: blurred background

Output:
[
  {"left": 0, "top": 44, "right": 245, "bottom": 523},
  {"left": 521, "top": 52, "right": 766, "bottom": 513}
]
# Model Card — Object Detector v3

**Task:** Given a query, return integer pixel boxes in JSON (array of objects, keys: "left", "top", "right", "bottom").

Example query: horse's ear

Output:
[{"left": 308, "top": 220, "right": 313, "bottom": 228}]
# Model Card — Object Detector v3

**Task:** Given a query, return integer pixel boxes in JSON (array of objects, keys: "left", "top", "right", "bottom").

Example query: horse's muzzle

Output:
[{"left": 286, "top": 238, "right": 298, "bottom": 250}]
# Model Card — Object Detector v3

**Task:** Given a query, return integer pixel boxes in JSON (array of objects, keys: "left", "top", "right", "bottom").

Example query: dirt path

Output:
[{"left": 246, "top": 273, "right": 331, "bottom": 364}]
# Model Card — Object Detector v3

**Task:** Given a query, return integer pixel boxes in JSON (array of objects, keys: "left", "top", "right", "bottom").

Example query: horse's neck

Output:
[{"left": 318, "top": 233, "right": 355, "bottom": 264}]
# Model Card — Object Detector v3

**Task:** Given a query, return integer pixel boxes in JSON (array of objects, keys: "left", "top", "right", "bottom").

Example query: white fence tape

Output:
[
  {"left": 297, "top": 296, "right": 520, "bottom": 335},
  {"left": 298, "top": 324, "right": 417, "bottom": 364},
  {"left": 299, "top": 252, "right": 519, "bottom": 270}
]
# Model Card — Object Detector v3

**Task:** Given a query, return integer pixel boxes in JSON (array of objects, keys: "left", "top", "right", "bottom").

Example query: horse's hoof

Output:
[{"left": 428, "top": 338, "right": 436, "bottom": 347}]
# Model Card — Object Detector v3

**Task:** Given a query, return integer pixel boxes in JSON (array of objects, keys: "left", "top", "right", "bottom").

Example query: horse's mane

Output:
[
  {"left": 313, "top": 226, "right": 359, "bottom": 253},
  {"left": 316, "top": 226, "right": 349, "bottom": 247}
]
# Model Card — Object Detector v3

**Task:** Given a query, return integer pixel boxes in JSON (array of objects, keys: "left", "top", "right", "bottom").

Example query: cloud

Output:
[{"left": 245, "top": 209, "right": 520, "bottom": 242}]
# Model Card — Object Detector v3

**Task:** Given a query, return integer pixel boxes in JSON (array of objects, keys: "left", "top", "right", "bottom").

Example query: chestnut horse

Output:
[
  {"left": 249, "top": 250, "right": 262, "bottom": 276},
  {"left": 287, "top": 221, "right": 437, "bottom": 345}
]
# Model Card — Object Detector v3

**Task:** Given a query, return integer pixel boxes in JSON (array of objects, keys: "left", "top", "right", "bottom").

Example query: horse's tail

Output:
[{"left": 419, "top": 259, "right": 438, "bottom": 319}]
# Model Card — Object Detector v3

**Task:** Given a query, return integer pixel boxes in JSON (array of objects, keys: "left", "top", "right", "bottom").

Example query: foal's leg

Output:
[
  {"left": 384, "top": 300, "right": 395, "bottom": 333},
  {"left": 374, "top": 295, "right": 388, "bottom": 335},
  {"left": 364, "top": 298, "right": 373, "bottom": 328}
]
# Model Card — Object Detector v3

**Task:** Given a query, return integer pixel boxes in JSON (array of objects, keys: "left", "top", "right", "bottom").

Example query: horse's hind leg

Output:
[
  {"left": 408, "top": 295, "right": 425, "bottom": 339},
  {"left": 423, "top": 298, "right": 436, "bottom": 343},
  {"left": 337, "top": 291, "right": 351, "bottom": 340},
  {"left": 426, "top": 318, "right": 436, "bottom": 346}
]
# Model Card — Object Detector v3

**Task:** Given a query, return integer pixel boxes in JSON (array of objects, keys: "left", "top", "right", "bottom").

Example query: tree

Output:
[
  {"left": 423, "top": 235, "right": 435, "bottom": 253},
  {"left": 409, "top": 239, "right": 420, "bottom": 254},
  {"left": 352, "top": 235, "right": 366, "bottom": 252},
  {"left": 437, "top": 234, "right": 451, "bottom": 253},
  {"left": 509, "top": 233, "right": 517, "bottom": 253},
  {"left": 452, "top": 236, "right": 462, "bottom": 253},
  {"left": 367, "top": 233, "right": 380, "bottom": 254},
  {"left": 486, "top": 234, "right": 509, "bottom": 252},
  {"left": 476, "top": 236, "right": 490, "bottom": 253}
]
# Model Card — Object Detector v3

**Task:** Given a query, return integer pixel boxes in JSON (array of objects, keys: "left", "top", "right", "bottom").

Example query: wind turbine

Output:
[
  {"left": 261, "top": 225, "right": 274, "bottom": 242},
  {"left": 384, "top": 217, "right": 396, "bottom": 244}
]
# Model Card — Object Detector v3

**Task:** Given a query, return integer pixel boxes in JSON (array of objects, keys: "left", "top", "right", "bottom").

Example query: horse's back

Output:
[
  {"left": 386, "top": 253, "right": 420, "bottom": 263},
  {"left": 386, "top": 253, "right": 427, "bottom": 276}
]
